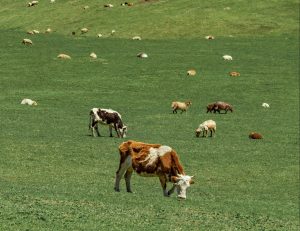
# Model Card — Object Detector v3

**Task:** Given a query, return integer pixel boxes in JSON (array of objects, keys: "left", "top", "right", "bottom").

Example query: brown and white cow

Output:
[
  {"left": 89, "top": 108, "right": 127, "bottom": 138},
  {"left": 114, "top": 140, "right": 194, "bottom": 199}
]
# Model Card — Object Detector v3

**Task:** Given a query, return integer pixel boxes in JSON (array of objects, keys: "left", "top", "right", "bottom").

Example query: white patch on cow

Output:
[
  {"left": 91, "top": 108, "right": 101, "bottom": 121},
  {"left": 142, "top": 146, "right": 172, "bottom": 167}
]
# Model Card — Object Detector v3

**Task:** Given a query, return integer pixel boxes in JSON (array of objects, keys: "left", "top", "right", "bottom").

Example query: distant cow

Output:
[
  {"left": 249, "top": 132, "right": 263, "bottom": 139},
  {"left": 114, "top": 140, "right": 194, "bottom": 199},
  {"left": 207, "top": 101, "right": 233, "bottom": 114},
  {"left": 89, "top": 108, "right": 127, "bottom": 138}
]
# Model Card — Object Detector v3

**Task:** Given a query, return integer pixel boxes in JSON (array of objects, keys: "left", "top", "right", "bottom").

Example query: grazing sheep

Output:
[
  {"left": 111, "top": 30, "right": 116, "bottom": 35},
  {"left": 249, "top": 132, "right": 263, "bottom": 139},
  {"left": 205, "top": 35, "right": 215, "bottom": 40},
  {"left": 195, "top": 120, "right": 216, "bottom": 137},
  {"left": 97, "top": 33, "right": 103, "bottom": 38},
  {"left": 171, "top": 101, "right": 192, "bottom": 114},
  {"left": 229, "top": 71, "right": 240, "bottom": 77},
  {"left": 104, "top": 4, "right": 114, "bottom": 8},
  {"left": 207, "top": 101, "right": 233, "bottom": 114},
  {"left": 32, "top": 29, "right": 39, "bottom": 34},
  {"left": 223, "top": 55, "right": 233, "bottom": 61},
  {"left": 22, "top": 38, "right": 33, "bottom": 45},
  {"left": 262, "top": 103, "right": 270, "bottom": 108},
  {"left": 90, "top": 52, "right": 97, "bottom": 59},
  {"left": 50, "top": 0, "right": 55, "bottom": 3},
  {"left": 28, "top": 1, "right": 38, "bottom": 7},
  {"left": 187, "top": 69, "right": 196, "bottom": 76},
  {"left": 27, "top": 31, "right": 34, "bottom": 35},
  {"left": 137, "top": 52, "right": 148, "bottom": 58},
  {"left": 21, "top": 98, "right": 37, "bottom": 106},
  {"left": 83, "top": 6, "right": 89, "bottom": 10},
  {"left": 57, "top": 54, "right": 71, "bottom": 59},
  {"left": 132, "top": 36, "right": 142, "bottom": 40},
  {"left": 45, "top": 28, "right": 52, "bottom": 33},
  {"left": 81, "top": 28, "right": 89, "bottom": 34}
]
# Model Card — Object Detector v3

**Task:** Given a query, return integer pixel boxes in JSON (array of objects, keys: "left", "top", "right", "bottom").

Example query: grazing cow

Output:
[
  {"left": 114, "top": 140, "right": 194, "bottom": 199},
  {"left": 89, "top": 108, "right": 127, "bottom": 138},
  {"left": 207, "top": 101, "right": 233, "bottom": 114},
  {"left": 249, "top": 132, "right": 263, "bottom": 139}
]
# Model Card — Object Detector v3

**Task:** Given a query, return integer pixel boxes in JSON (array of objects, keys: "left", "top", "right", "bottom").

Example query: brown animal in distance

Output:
[
  {"left": 207, "top": 101, "right": 233, "bottom": 114},
  {"left": 249, "top": 132, "right": 263, "bottom": 139},
  {"left": 229, "top": 71, "right": 240, "bottom": 77}
]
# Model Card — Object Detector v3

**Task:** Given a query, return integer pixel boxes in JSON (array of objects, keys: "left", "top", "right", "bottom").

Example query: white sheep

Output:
[
  {"left": 32, "top": 29, "right": 39, "bottom": 34},
  {"left": 21, "top": 98, "right": 37, "bottom": 106},
  {"left": 262, "top": 103, "right": 270, "bottom": 108},
  {"left": 45, "top": 28, "right": 52, "bottom": 33},
  {"left": 132, "top": 36, "right": 142, "bottom": 40},
  {"left": 104, "top": 4, "right": 114, "bottom": 8},
  {"left": 171, "top": 101, "right": 192, "bottom": 114},
  {"left": 195, "top": 120, "right": 216, "bottom": 137},
  {"left": 111, "top": 30, "right": 116, "bottom": 35},
  {"left": 22, "top": 38, "right": 33, "bottom": 45},
  {"left": 205, "top": 35, "right": 215, "bottom": 40},
  {"left": 187, "top": 69, "right": 196, "bottom": 76},
  {"left": 57, "top": 53, "right": 71, "bottom": 59},
  {"left": 83, "top": 6, "right": 89, "bottom": 10},
  {"left": 28, "top": 1, "right": 38, "bottom": 7},
  {"left": 97, "top": 33, "right": 103, "bottom": 38},
  {"left": 81, "top": 28, "right": 89, "bottom": 34},
  {"left": 50, "top": 0, "right": 55, "bottom": 3},
  {"left": 137, "top": 52, "right": 148, "bottom": 58},
  {"left": 223, "top": 55, "right": 233, "bottom": 61},
  {"left": 90, "top": 52, "right": 97, "bottom": 59}
]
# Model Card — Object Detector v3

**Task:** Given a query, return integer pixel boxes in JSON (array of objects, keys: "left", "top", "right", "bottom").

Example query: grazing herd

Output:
[{"left": 19, "top": 0, "right": 270, "bottom": 200}]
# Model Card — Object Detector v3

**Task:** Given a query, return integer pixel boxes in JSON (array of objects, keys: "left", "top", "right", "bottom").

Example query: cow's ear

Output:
[
  {"left": 171, "top": 176, "right": 179, "bottom": 183},
  {"left": 190, "top": 176, "right": 195, "bottom": 184}
]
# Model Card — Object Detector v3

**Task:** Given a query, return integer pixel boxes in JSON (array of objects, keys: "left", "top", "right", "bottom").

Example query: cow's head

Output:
[
  {"left": 172, "top": 174, "right": 194, "bottom": 199},
  {"left": 119, "top": 125, "right": 127, "bottom": 138}
]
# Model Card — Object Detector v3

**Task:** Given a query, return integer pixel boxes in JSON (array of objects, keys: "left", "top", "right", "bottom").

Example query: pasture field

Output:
[{"left": 0, "top": 0, "right": 299, "bottom": 230}]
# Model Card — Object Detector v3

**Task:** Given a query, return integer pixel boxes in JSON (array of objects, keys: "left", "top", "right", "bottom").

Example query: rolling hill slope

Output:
[{"left": 0, "top": 0, "right": 298, "bottom": 39}]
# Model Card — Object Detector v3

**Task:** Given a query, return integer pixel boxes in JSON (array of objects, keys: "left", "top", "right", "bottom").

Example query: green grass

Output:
[{"left": 0, "top": 0, "right": 299, "bottom": 230}]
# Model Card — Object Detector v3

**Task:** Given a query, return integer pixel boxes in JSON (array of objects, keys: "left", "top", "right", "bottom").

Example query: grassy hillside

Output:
[
  {"left": 0, "top": 0, "right": 299, "bottom": 230},
  {"left": 0, "top": 0, "right": 299, "bottom": 39}
]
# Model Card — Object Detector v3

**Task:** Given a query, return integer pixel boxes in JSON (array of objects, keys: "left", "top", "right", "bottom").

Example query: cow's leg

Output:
[
  {"left": 114, "top": 156, "right": 132, "bottom": 192},
  {"left": 159, "top": 175, "right": 168, "bottom": 196},
  {"left": 124, "top": 168, "right": 133, "bottom": 193},
  {"left": 91, "top": 121, "right": 100, "bottom": 137},
  {"left": 94, "top": 124, "right": 101, "bottom": 137},
  {"left": 109, "top": 125, "right": 113, "bottom": 137},
  {"left": 167, "top": 184, "right": 176, "bottom": 196},
  {"left": 114, "top": 123, "right": 120, "bottom": 138}
]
